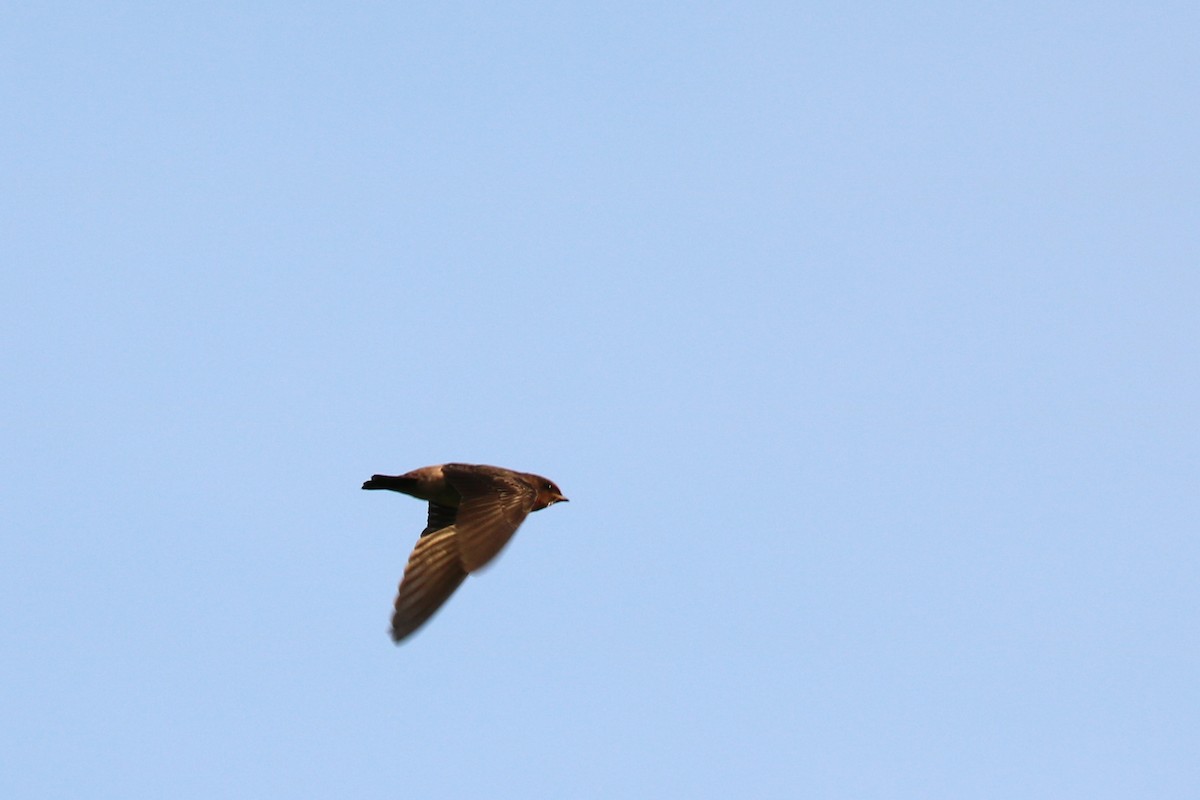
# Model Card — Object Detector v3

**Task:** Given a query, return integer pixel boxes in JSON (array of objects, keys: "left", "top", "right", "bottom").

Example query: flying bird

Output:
[{"left": 362, "top": 463, "right": 568, "bottom": 643}]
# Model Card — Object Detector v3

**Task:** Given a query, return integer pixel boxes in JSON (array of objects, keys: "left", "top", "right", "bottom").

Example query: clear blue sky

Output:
[{"left": 3, "top": 3, "right": 1197, "bottom": 797}]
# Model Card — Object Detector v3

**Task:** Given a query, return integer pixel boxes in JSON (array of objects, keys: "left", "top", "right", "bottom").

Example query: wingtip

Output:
[{"left": 389, "top": 618, "right": 422, "bottom": 645}]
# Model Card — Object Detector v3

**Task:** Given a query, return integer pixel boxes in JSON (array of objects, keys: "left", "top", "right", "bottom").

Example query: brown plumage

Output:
[{"left": 362, "top": 463, "right": 568, "bottom": 643}]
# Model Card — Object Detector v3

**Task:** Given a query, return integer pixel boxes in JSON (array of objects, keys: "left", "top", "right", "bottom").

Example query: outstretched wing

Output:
[{"left": 421, "top": 501, "right": 457, "bottom": 537}]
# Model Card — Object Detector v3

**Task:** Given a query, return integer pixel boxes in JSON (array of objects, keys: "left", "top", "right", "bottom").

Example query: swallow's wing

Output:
[
  {"left": 443, "top": 464, "right": 537, "bottom": 573},
  {"left": 421, "top": 501, "right": 457, "bottom": 537},
  {"left": 391, "top": 526, "right": 468, "bottom": 643}
]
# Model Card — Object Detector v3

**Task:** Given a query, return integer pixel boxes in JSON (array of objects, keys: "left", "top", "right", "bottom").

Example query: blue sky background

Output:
[{"left": 3, "top": 3, "right": 1197, "bottom": 797}]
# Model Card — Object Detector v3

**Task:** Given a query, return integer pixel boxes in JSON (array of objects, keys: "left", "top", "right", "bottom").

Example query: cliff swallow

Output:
[{"left": 362, "top": 463, "right": 568, "bottom": 643}]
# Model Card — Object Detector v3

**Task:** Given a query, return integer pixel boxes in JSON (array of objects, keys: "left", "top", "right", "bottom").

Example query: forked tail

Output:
[{"left": 361, "top": 474, "right": 419, "bottom": 492}]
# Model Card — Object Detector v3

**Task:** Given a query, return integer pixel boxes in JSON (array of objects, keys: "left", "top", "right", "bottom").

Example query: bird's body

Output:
[{"left": 363, "top": 463, "right": 567, "bottom": 643}]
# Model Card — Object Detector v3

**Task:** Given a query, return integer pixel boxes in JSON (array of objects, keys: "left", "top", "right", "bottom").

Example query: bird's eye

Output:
[{"left": 544, "top": 482, "right": 554, "bottom": 491}]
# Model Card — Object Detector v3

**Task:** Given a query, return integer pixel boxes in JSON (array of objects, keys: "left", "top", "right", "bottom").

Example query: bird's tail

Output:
[{"left": 362, "top": 474, "right": 419, "bottom": 492}]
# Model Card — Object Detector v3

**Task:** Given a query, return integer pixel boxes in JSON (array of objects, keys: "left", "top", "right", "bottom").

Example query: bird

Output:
[{"left": 362, "top": 463, "right": 568, "bottom": 643}]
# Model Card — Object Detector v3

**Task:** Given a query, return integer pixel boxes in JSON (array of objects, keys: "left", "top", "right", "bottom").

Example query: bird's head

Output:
[{"left": 528, "top": 474, "right": 568, "bottom": 511}]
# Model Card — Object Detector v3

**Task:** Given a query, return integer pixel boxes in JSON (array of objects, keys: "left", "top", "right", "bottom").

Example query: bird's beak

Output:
[{"left": 555, "top": 495, "right": 569, "bottom": 504}]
